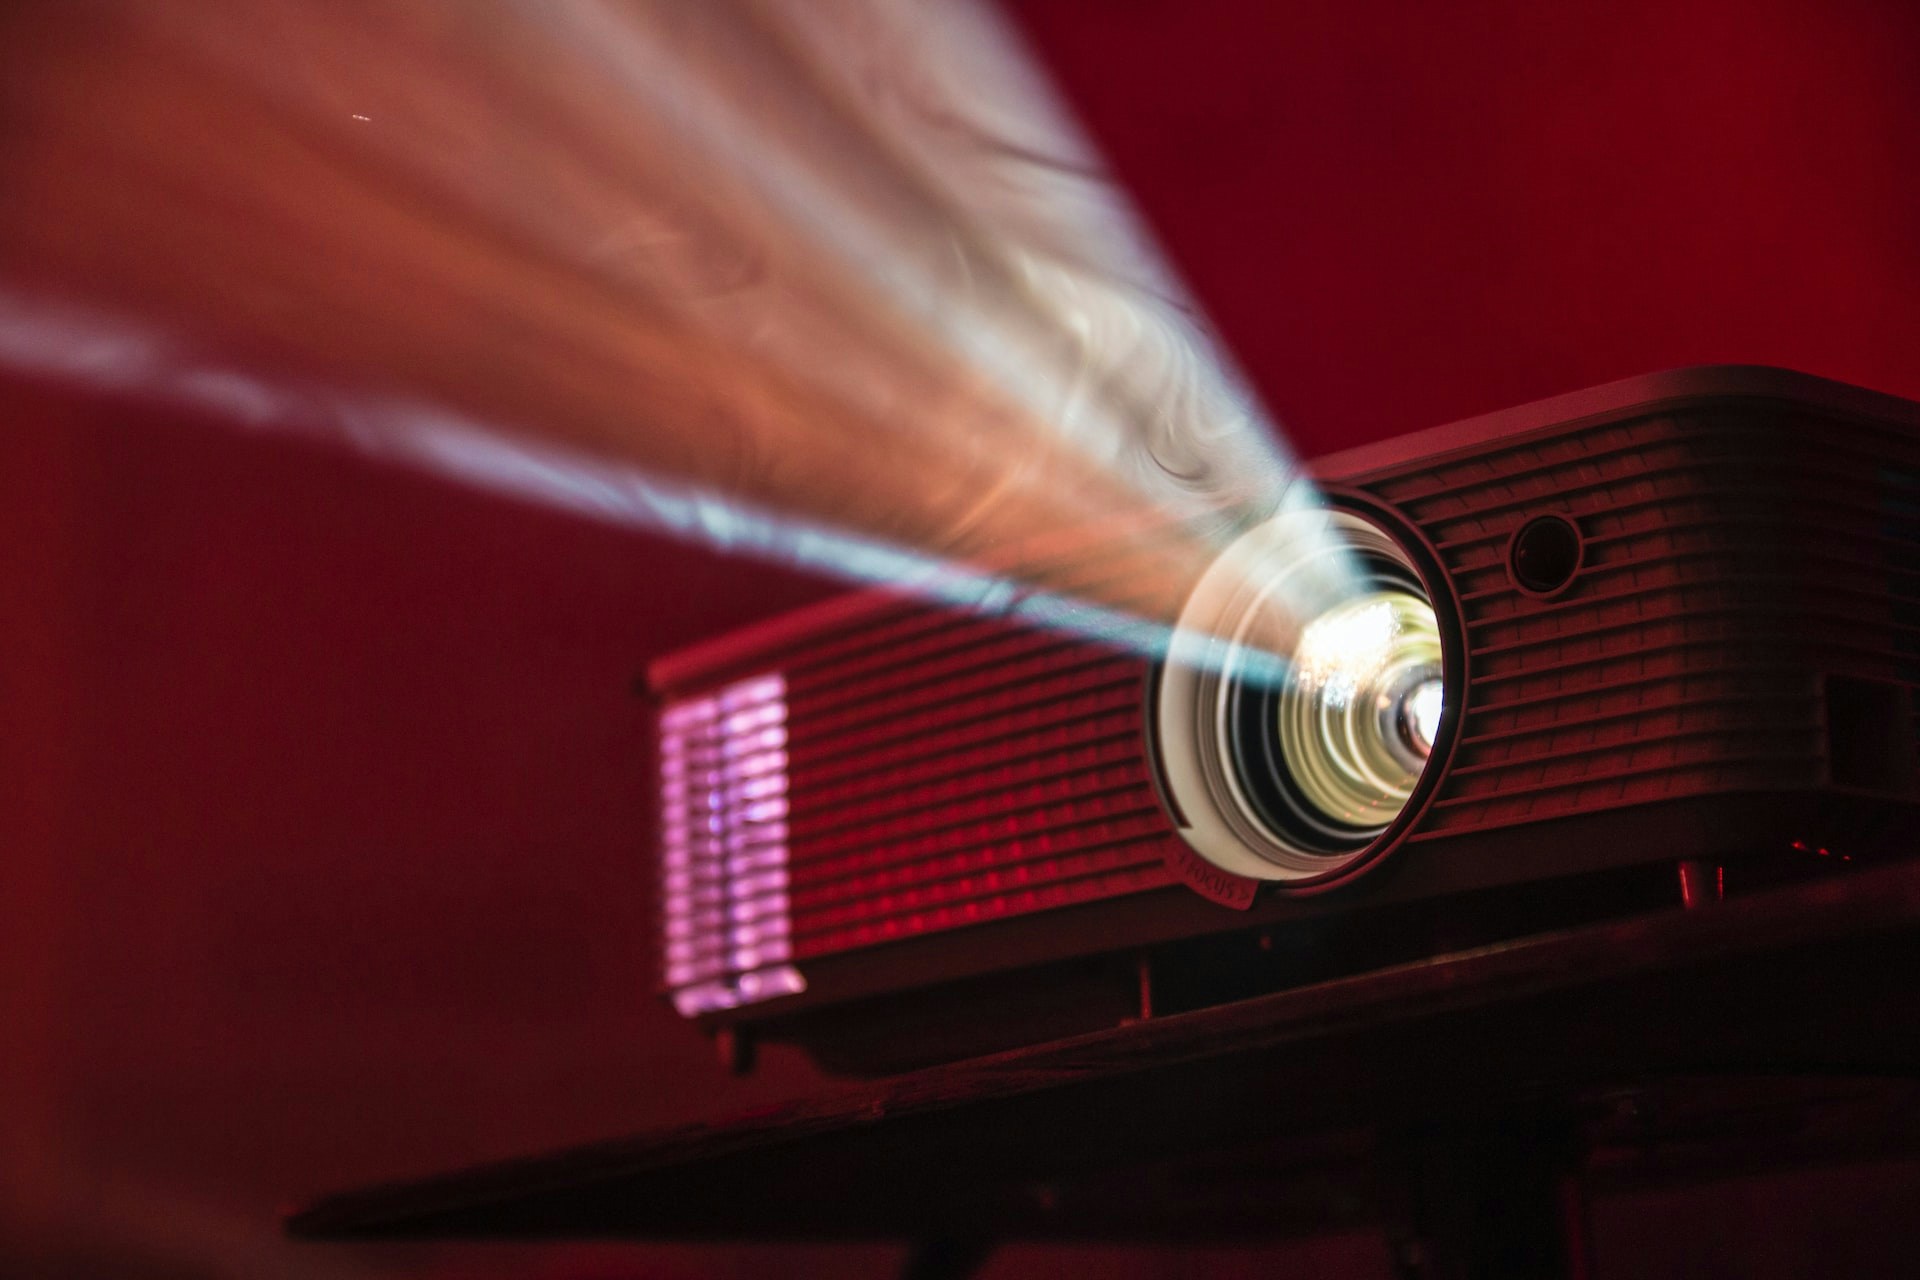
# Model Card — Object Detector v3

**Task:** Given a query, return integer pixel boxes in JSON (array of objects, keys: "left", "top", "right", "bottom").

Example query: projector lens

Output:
[{"left": 1155, "top": 507, "right": 1455, "bottom": 885}]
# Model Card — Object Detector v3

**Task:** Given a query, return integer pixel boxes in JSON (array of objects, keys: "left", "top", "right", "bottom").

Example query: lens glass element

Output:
[{"left": 1279, "top": 590, "right": 1442, "bottom": 830}]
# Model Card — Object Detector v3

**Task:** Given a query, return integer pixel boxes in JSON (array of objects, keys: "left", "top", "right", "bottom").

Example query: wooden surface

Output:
[{"left": 289, "top": 860, "right": 1920, "bottom": 1243}]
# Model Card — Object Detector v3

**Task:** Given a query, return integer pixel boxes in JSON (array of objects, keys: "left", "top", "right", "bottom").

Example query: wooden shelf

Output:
[{"left": 289, "top": 861, "right": 1920, "bottom": 1253}]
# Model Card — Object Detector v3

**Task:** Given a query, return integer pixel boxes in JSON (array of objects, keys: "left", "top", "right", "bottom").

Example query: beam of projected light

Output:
[
  {"left": 0, "top": 0, "right": 1358, "bottom": 649},
  {"left": 0, "top": 287, "right": 1242, "bottom": 667}
]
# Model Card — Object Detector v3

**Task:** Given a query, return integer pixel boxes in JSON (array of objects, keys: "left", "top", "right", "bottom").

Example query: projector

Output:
[{"left": 650, "top": 367, "right": 1920, "bottom": 1073}]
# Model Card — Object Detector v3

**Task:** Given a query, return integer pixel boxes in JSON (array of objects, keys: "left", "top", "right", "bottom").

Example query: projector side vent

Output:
[{"left": 1880, "top": 461, "right": 1920, "bottom": 756}]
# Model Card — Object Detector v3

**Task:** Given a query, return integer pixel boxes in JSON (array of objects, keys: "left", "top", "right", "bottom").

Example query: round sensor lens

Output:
[{"left": 1509, "top": 514, "right": 1582, "bottom": 595}]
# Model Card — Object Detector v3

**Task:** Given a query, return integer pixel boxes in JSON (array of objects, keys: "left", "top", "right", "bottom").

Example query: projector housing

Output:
[{"left": 650, "top": 367, "right": 1920, "bottom": 1072}]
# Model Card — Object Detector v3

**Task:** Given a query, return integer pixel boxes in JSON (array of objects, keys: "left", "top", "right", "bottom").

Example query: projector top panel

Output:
[{"left": 1309, "top": 364, "right": 1920, "bottom": 482}]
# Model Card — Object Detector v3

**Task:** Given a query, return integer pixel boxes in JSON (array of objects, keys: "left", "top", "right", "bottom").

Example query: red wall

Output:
[{"left": 1019, "top": 0, "right": 1920, "bottom": 457}]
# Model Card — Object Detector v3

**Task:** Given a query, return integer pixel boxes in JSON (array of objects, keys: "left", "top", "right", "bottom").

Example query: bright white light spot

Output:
[
  {"left": 1406, "top": 678, "right": 1444, "bottom": 754},
  {"left": 1292, "top": 599, "right": 1400, "bottom": 709}
]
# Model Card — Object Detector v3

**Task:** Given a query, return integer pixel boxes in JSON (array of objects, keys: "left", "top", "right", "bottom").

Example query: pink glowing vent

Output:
[{"left": 658, "top": 672, "right": 806, "bottom": 1017}]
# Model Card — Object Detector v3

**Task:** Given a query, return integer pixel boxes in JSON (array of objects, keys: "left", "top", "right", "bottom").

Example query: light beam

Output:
[{"left": 0, "top": 0, "right": 1358, "bottom": 651}]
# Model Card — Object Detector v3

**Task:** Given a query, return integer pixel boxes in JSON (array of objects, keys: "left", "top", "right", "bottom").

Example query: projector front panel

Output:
[
  {"left": 652, "top": 368, "right": 1920, "bottom": 1032},
  {"left": 1346, "top": 397, "right": 1920, "bottom": 841}
]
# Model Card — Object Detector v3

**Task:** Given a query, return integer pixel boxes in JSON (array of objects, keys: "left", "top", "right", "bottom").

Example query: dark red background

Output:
[{"left": 7, "top": 2, "right": 1920, "bottom": 1275}]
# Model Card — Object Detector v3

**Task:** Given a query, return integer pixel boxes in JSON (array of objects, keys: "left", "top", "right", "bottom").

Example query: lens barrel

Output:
[{"left": 1154, "top": 506, "right": 1454, "bottom": 886}]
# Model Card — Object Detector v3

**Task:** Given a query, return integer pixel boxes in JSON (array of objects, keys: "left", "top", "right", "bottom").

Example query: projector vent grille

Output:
[
  {"left": 658, "top": 673, "right": 806, "bottom": 1016},
  {"left": 662, "top": 602, "right": 1179, "bottom": 984},
  {"left": 1884, "top": 462, "right": 1920, "bottom": 750}
]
